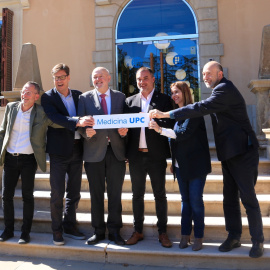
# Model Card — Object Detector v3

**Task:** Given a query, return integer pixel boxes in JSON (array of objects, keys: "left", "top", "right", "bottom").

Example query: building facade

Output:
[{"left": 0, "top": 0, "right": 269, "bottom": 138}]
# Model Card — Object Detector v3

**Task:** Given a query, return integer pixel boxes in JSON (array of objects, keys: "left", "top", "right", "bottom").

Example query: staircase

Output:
[{"left": 0, "top": 144, "right": 270, "bottom": 269}]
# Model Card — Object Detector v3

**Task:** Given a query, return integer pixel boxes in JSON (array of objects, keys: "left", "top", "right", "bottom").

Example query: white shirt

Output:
[
  {"left": 160, "top": 123, "right": 179, "bottom": 168},
  {"left": 139, "top": 88, "right": 155, "bottom": 148},
  {"left": 7, "top": 104, "right": 34, "bottom": 154},
  {"left": 96, "top": 88, "right": 111, "bottom": 115},
  {"left": 56, "top": 88, "right": 81, "bottom": 139}
]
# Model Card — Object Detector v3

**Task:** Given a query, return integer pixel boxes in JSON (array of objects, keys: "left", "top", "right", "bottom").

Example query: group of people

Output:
[{"left": 0, "top": 61, "right": 264, "bottom": 258}]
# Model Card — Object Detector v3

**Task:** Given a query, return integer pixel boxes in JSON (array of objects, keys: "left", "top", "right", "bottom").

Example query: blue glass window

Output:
[
  {"left": 116, "top": 0, "right": 200, "bottom": 100},
  {"left": 117, "top": 0, "right": 196, "bottom": 39}
]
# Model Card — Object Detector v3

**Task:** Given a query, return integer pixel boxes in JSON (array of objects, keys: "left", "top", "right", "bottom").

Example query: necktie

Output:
[{"left": 100, "top": 94, "right": 108, "bottom": 115}]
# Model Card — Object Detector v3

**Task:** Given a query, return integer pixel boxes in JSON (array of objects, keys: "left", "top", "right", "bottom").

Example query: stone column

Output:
[{"left": 248, "top": 80, "right": 270, "bottom": 138}]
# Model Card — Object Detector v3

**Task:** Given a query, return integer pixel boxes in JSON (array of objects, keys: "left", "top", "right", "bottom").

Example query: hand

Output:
[
  {"left": 76, "top": 116, "right": 95, "bottom": 127},
  {"left": 86, "top": 127, "right": 96, "bottom": 138},
  {"left": 170, "top": 165, "right": 173, "bottom": 174},
  {"left": 149, "top": 120, "right": 161, "bottom": 133},
  {"left": 118, "top": 128, "right": 128, "bottom": 136},
  {"left": 149, "top": 109, "right": 168, "bottom": 119}
]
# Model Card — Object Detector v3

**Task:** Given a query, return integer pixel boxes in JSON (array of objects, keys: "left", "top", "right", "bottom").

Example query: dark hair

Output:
[
  {"left": 51, "top": 63, "right": 70, "bottom": 76},
  {"left": 170, "top": 81, "right": 193, "bottom": 106},
  {"left": 24, "top": 81, "right": 41, "bottom": 94},
  {"left": 136, "top": 67, "right": 154, "bottom": 78}
]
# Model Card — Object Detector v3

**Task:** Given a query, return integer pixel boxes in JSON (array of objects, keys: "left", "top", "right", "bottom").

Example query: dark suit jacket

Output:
[
  {"left": 126, "top": 91, "right": 173, "bottom": 161},
  {"left": 78, "top": 89, "right": 127, "bottom": 162},
  {"left": 171, "top": 117, "right": 211, "bottom": 181},
  {"left": 171, "top": 77, "right": 258, "bottom": 161},
  {"left": 41, "top": 88, "right": 82, "bottom": 156}
]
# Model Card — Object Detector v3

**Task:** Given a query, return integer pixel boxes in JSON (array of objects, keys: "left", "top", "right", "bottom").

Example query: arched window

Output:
[{"left": 116, "top": 0, "right": 200, "bottom": 100}]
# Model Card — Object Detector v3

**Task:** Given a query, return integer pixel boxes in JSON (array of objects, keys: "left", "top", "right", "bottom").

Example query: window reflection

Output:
[
  {"left": 117, "top": 0, "right": 196, "bottom": 39},
  {"left": 116, "top": 0, "right": 199, "bottom": 101}
]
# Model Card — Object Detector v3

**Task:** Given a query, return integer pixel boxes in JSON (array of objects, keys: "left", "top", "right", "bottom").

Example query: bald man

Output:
[{"left": 149, "top": 61, "right": 264, "bottom": 258}]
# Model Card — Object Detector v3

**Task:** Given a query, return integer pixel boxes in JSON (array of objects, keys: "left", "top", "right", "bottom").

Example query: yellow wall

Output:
[
  {"left": 22, "top": 0, "right": 96, "bottom": 93},
  {"left": 218, "top": 0, "right": 270, "bottom": 104}
]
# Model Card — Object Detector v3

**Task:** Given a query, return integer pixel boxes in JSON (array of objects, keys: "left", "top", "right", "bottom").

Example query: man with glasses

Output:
[
  {"left": 0, "top": 81, "right": 60, "bottom": 244},
  {"left": 41, "top": 63, "right": 92, "bottom": 245}
]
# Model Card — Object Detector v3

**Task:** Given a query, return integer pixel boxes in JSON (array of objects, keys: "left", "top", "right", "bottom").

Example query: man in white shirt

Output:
[
  {"left": 0, "top": 81, "right": 58, "bottom": 244},
  {"left": 125, "top": 67, "right": 174, "bottom": 248}
]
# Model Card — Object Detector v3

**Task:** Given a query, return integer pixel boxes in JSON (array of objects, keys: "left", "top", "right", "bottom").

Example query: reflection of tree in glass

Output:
[{"left": 117, "top": 48, "right": 138, "bottom": 97}]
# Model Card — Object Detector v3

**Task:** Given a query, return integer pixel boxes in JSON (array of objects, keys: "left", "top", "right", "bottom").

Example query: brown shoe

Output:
[
  {"left": 192, "top": 238, "right": 203, "bottom": 251},
  {"left": 159, "top": 233, "right": 172, "bottom": 248},
  {"left": 179, "top": 235, "right": 191, "bottom": 249},
  {"left": 126, "top": 231, "right": 144, "bottom": 245}
]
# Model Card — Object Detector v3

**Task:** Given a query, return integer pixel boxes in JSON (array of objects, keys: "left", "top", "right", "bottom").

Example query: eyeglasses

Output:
[
  {"left": 53, "top": 75, "right": 68, "bottom": 81},
  {"left": 20, "top": 91, "right": 38, "bottom": 96}
]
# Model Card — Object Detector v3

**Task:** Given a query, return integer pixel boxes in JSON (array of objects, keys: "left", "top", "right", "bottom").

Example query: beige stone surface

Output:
[
  {"left": 96, "top": 40, "right": 113, "bottom": 51},
  {"left": 199, "top": 32, "right": 219, "bottom": 44},
  {"left": 189, "top": 0, "right": 217, "bottom": 9},
  {"left": 96, "top": 3, "right": 119, "bottom": 17},
  {"left": 196, "top": 7, "right": 218, "bottom": 21},
  {"left": 200, "top": 44, "right": 224, "bottom": 57},
  {"left": 198, "top": 20, "right": 219, "bottom": 32},
  {"left": 22, "top": 0, "right": 95, "bottom": 94},
  {"left": 96, "top": 28, "right": 113, "bottom": 39},
  {"left": 95, "top": 16, "right": 114, "bottom": 28}
]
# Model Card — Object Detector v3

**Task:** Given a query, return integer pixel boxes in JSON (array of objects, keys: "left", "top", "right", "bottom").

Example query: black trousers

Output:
[
  {"left": 2, "top": 152, "right": 37, "bottom": 233},
  {"left": 49, "top": 142, "right": 83, "bottom": 233},
  {"left": 129, "top": 152, "right": 168, "bottom": 234},
  {"left": 222, "top": 146, "right": 264, "bottom": 243},
  {"left": 84, "top": 145, "right": 125, "bottom": 235}
]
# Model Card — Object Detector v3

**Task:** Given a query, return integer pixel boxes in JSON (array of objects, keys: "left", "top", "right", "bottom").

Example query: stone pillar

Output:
[
  {"left": 249, "top": 25, "right": 270, "bottom": 138},
  {"left": 2, "top": 43, "right": 43, "bottom": 103},
  {"left": 248, "top": 80, "right": 270, "bottom": 138}
]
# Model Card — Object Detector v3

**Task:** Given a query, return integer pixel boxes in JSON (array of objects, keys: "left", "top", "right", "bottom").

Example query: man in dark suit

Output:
[
  {"left": 78, "top": 67, "right": 128, "bottom": 246},
  {"left": 125, "top": 67, "right": 173, "bottom": 248},
  {"left": 149, "top": 61, "right": 264, "bottom": 258},
  {"left": 41, "top": 63, "right": 92, "bottom": 245}
]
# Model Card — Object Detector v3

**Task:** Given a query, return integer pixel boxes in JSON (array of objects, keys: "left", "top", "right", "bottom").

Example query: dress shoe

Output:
[
  {"left": 179, "top": 235, "right": 190, "bottom": 249},
  {"left": 249, "top": 242, "right": 264, "bottom": 258},
  {"left": 18, "top": 232, "right": 30, "bottom": 244},
  {"left": 192, "top": 238, "right": 203, "bottom": 251},
  {"left": 0, "top": 229, "right": 14, "bottom": 242},
  {"left": 219, "top": 237, "right": 241, "bottom": 252},
  {"left": 126, "top": 231, "right": 144, "bottom": 245},
  {"left": 53, "top": 231, "right": 65, "bottom": 246},
  {"left": 63, "top": 227, "right": 86, "bottom": 240},
  {"left": 108, "top": 232, "right": 125, "bottom": 245},
  {"left": 86, "top": 234, "right": 105, "bottom": 245},
  {"left": 159, "top": 233, "right": 172, "bottom": 248}
]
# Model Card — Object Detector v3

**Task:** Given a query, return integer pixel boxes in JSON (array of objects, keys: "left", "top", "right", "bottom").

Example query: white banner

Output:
[{"left": 93, "top": 113, "right": 150, "bottom": 129}]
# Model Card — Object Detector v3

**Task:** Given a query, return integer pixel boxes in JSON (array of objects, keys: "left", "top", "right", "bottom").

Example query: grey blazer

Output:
[{"left": 78, "top": 89, "right": 127, "bottom": 162}]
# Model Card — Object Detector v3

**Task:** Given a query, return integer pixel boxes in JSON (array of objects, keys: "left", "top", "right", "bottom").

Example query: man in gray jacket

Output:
[{"left": 78, "top": 67, "right": 127, "bottom": 246}]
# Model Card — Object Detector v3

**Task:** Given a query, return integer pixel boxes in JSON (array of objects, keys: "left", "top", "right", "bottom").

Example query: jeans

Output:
[
  {"left": 49, "top": 142, "right": 83, "bottom": 233},
  {"left": 2, "top": 153, "right": 37, "bottom": 233},
  {"left": 175, "top": 167, "right": 206, "bottom": 238}
]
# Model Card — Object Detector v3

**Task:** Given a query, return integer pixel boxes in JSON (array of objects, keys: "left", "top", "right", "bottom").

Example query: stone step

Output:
[
  {"left": 36, "top": 157, "right": 270, "bottom": 175},
  {"left": 6, "top": 190, "right": 270, "bottom": 217},
  {"left": 0, "top": 231, "right": 269, "bottom": 269},
  {"left": 29, "top": 174, "right": 270, "bottom": 194},
  {"left": 1, "top": 210, "right": 270, "bottom": 243}
]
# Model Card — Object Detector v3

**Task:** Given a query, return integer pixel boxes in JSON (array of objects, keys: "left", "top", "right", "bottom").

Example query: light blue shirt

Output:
[{"left": 55, "top": 88, "right": 81, "bottom": 139}]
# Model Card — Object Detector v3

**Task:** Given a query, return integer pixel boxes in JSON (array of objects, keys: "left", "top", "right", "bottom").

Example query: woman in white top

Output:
[{"left": 149, "top": 82, "right": 211, "bottom": 251}]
